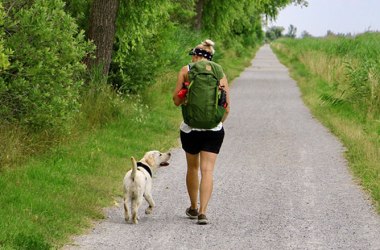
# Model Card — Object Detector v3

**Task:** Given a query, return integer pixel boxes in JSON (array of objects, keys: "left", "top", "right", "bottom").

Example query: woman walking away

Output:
[{"left": 172, "top": 39, "right": 230, "bottom": 225}]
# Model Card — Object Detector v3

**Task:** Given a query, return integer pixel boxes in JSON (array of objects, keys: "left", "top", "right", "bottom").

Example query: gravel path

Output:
[{"left": 64, "top": 45, "right": 380, "bottom": 250}]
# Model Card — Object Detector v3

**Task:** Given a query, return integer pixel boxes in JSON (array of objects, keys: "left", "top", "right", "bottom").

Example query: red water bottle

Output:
[{"left": 177, "top": 82, "right": 190, "bottom": 99}]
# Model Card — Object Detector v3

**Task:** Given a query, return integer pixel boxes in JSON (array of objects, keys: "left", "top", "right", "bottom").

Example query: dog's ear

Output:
[{"left": 145, "top": 154, "right": 156, "bottom": 168}]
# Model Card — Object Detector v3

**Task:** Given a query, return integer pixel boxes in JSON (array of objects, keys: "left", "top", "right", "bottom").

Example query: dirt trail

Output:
[{"left": 64, "top": 45, "right": 380, "bottom": 250}]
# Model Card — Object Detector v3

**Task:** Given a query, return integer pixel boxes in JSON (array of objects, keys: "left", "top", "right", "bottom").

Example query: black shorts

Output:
[{"left": 180, "top": 128, "right": 225, "bottom": 155}]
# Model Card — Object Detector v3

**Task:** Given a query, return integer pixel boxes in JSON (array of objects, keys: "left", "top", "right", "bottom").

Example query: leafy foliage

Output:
[
  {"left": 168, "top": 0, "right": 196, "bottom": 26},
  {"left": 202, "top": 0, "right": 259, "bottom": 42},
  {"left": 62, "top": 0, "right": 92, "bottom": 31},
  {"left": 109, "top": 0, "right": 173, "bottom": 93},
  {"left": 266, "top": 26, "right": 285, "bottom": 41},
  {"left": 0, "top": 0, "right": 92, "bottom": 131},
  {"left": 0, "top": 3, "right": 11, "bottom": 71}
]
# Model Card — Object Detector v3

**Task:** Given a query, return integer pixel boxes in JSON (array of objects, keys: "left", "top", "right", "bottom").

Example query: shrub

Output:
[
  {"left": 0, "top": 3, "right": 11, "bottom": 72},
  {"left": 0, "top": 0, "right": 92, "bottom": 131},
  {"left": 109, "top": 0, "right": 172, "bottom": 94}
]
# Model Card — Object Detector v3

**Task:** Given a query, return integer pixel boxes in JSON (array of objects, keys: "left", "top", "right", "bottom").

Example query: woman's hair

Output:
[
  {"left": 188, "top": 39, "right": 215, "bottom": 60},
  {"left": 196, "top": 39, "right": 215, "bottom": 55}
]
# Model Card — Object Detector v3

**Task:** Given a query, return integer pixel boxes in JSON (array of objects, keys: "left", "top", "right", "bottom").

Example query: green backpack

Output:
[{"left": 182, "top": 60, "right": 226, "bottom": 129}]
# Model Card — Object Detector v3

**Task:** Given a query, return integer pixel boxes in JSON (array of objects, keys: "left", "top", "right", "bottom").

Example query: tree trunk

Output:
[
  {"left": 86, "top": 0, "right": 119, "bottom": 76},
  {"left": 194, "top": 0, "right": 205, "bottom": 30}
]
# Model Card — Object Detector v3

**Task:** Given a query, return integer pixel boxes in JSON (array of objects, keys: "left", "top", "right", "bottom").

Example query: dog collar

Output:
[{"left": 137, "top": 162, "right": 152, "bottom": 177}]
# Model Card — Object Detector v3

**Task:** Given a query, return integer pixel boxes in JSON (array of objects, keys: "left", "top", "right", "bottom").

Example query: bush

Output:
[
  {"left": 109, "top": 24, "right": 202, "bottom": 94},
  {"left": 108, "top": 0, "right": 172, "bottom": 94},
  {"left": 0, "top": 0, "right": 92, "bottom": 132},
  {"left": 109, "top": 36, "right": 162, "bottom": 93},
  {"left": 0, "top": 4, "right": 11, "bottom": 72}
]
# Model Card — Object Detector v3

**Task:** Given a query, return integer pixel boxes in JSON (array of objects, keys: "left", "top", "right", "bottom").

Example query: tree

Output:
[
  {"left": 301, "top": 30, "right": 312, "bottom": 38},
  {"left": 86, "top": 0, "right": 119, "bottom": 76},
  {"left": 286, "top": 24, "right": 297, "bottom": 38},
  {"left": 1, "top": 0, "right": 91, "bottom": 130},
  {"left": 260, "top": 0, "right": 308, "bottom": 21},
  {"left": 0, "top": 3, "right": 10, "bottom": 71},
  {"left": 265, "top": 26, "right": 285, "bottom": 41},
  {"left": 194, "top": 0, "right": 206, "bottom": 30},
  {"left": 194, "top": 0, "right": 308, "bottom": 39},
  {"left": 326, "top": 30, "right": 336, "bottom": 37}
]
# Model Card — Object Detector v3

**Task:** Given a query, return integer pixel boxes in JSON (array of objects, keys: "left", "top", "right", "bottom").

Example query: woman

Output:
[{"left": 172, "top": 39, "right": 230, "bottom": 225}]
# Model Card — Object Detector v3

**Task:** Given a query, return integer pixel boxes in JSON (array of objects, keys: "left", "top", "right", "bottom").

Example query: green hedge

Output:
[{"left": 0, "top": 0, "right": 92, "bottom": 132}]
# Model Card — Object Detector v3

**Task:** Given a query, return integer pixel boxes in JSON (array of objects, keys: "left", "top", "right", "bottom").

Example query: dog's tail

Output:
[{"left": 130, "top": 156, "right": 137, "bottom": 182}]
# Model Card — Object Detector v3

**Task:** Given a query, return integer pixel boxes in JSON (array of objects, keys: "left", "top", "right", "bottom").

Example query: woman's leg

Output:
[
  {"left": 185, "top": 152, "right": 200, "bottom": 209},
  {"left": 199, "top": 151, "right": 218, "bottom": 215}
]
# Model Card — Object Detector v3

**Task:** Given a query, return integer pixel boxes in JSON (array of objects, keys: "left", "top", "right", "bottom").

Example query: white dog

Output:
[{"left": 123, "top": 150, "right": 171, "bottom": 224}]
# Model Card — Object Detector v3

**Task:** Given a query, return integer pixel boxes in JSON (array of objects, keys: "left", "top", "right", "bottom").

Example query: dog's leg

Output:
[
  {"left": 131, "top": 195, "right": 143, "bottom": 224},
  {"left": 123, "top": 194, "right": 130, "bottom": 222},
  {"left": 144, "top": 192, "right": 155, "bottom": 214},
  {"left": 144, "top": 182, "right": 155, "bottom": 214}
]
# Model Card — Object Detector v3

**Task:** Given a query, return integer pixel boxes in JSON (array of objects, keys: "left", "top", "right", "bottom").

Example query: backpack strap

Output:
[{"left": 187, "top": 63, "right": 195, "bottom": 90}]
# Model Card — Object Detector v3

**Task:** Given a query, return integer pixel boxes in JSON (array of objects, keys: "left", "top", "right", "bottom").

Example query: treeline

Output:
[{"left": 0, "top": 0, "right": 305, "bottom": 167}]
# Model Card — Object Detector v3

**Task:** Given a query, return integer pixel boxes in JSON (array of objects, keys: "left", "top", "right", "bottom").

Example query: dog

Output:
[{"left": 123, "top": 150, "right": 171, "bottom": 224}]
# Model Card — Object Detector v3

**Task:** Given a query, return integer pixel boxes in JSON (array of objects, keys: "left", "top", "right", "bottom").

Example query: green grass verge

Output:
[
  {"left": 0, "top": 46, "right": 259, "bottom": 249},
  {"left": 271, "top": 42, "right": 380, "bottom": 213}
]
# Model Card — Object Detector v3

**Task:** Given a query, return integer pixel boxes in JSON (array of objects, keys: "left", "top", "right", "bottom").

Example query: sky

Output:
[{"left": 269, "top": 0, "right": 380, "bottom": 37}]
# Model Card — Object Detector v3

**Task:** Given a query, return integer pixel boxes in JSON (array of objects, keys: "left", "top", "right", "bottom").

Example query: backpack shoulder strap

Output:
[
  {"left": 208, "top": 61, "right": 224, "bottom": 80},
  {"left": 187, "top": 63, "right": 192, "bottom": 72}
]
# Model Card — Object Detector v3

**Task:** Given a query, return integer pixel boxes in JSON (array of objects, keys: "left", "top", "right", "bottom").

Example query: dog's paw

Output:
[
  {"left": 131, "top": 214, "right": 139, "bottom": 224},
  {"left": 124, "top": 211, "right": 130, "bottom": 222},
  {"left": 145, "top": 206, "right": 154, "bottom": 214}
]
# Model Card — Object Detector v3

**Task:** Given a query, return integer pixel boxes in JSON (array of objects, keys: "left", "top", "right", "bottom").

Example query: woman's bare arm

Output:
[
  {"left": 220, "top": 75, "right": 230, "bottom": 122},
  {"left": 172, "top": 66, "right": 188, "bottom": 106}
]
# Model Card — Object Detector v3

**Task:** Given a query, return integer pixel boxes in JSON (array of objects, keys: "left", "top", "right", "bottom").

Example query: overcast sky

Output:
[{"left": 269, "top": 0, "right": 380, "bottom": 37}]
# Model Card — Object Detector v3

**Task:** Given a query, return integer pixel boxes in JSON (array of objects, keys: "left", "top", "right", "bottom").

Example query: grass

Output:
[
  {"left": 0, "top": 45, "right": 259, "bottom": 249},
  {"left": 272, "top": 35, "right": 380, "bottom": 213}
]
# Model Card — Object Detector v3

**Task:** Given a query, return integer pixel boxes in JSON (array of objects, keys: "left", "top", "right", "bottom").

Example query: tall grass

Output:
[
  {"left": 0, "top": 69, "right": 122, "bottom": 171},
  {"left": 274, "top": 32, "right": 380, "bottom": 118},
  {"left": 272, "top": 32, "right": 380, "bottom": 212},
  {"left": 0, "top": 124, "right": 64, "bottom": 170}
]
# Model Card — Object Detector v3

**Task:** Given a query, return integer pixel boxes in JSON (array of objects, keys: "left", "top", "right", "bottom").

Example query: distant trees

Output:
[
  {"left": 326, "top": 30, "right": 336, "bottom": 37},
  {"left": 301, "top": 30, "right": 312, "bottom": 38},
  {"left": 285, "top": 24, "right": 297, "bottom": 38},
  {"left": 265, "top": 26, "right": 285, "bottom": 41},
  {"left": 265, "top": 24, "right": 298, "bottom": 40}
]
